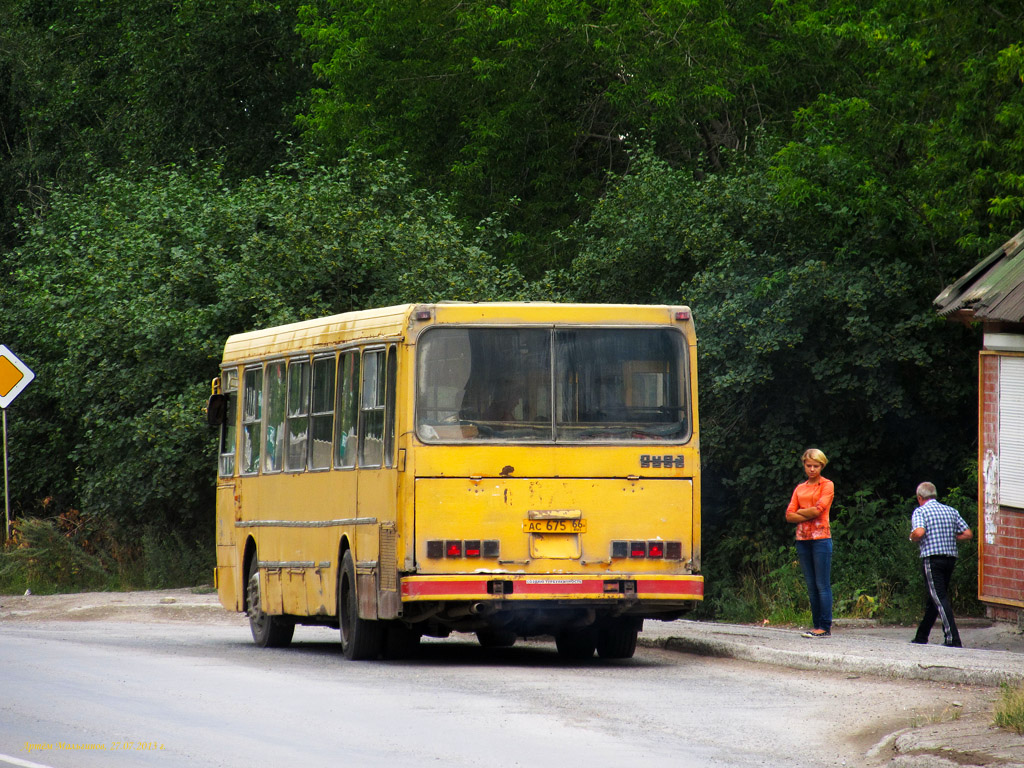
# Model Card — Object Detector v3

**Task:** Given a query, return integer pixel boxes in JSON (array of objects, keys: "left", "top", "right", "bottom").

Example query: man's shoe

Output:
[
  {"left": 942, "top": 641, "right": 962, "bottom": 648},
  {"left": 801, "top": 629, "right": 830, "bottom": 638},
  {"left": 910, "top": 638, "right": 928, "bottom": 644}
]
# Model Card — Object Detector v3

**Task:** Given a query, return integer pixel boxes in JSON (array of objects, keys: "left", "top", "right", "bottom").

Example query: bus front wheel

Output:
[
  {"left": 246, "top": 558, "right": 294, "bottom": 648},
  {"left": 339, "top": 550, "right": 383, "bottom": 660}
]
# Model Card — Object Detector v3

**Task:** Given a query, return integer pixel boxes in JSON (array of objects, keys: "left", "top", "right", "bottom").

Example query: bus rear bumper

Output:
[{"left": 400, "top": 573, "right": 703, "bottom": 602}]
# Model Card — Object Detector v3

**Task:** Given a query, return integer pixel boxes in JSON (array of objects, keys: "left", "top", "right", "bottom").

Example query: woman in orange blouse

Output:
[{"left": 786, "top": 448, "right": 834, "bottom": 637}]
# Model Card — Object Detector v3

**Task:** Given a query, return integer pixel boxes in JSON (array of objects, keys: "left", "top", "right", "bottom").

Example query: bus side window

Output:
[
  {"left": 264, "top": 361, "right": 286, "bottom": 473},
  {"left": 360, "top": 349, "right": 385, "bottom": 467},
  {"left": 241, "top": 366, "right": 263, "bottom": 475},
  {"left": 285, "top": 358, "right": 311, "bottom": 472},
  {"left": 383, "top": 346, "right": 397, "bottom": 468},
  {"left": 334, "top": 350, "right": 360, "bottom": 469},
  {"left": 310, "top": 355, "right": 335, "bottom": 470},
  {"left": 218, "top": 368, "right": 239, "bottom": 477}
]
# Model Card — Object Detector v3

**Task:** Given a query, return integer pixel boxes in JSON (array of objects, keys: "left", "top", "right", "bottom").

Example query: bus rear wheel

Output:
[
  {"left": 555, "top": 627, "right": 597, "bottom": 660},
  {"left": 595, "top": 619, "right": 639, "bottom": 659},
  {"left": 246, "top": 558, "right": 294, "bottom": 648},
  {"left": 476, "top": 628, "right": 517, "bottom": 648},
  {"left": 339, "top": 550, "right": 383, "bottom": 660},
  {"left": 383, "top": 621, "right": 421, "bottom": 659}
]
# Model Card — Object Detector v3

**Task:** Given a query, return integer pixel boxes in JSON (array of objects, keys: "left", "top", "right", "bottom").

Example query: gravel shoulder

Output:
[{"left": 0, "top": 587, "right": 245, "bottom": 626}]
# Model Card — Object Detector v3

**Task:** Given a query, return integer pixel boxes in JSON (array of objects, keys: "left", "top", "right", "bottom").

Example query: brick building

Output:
[{"left": 935, "top": 229, "right": 1024, "bottom": 625}]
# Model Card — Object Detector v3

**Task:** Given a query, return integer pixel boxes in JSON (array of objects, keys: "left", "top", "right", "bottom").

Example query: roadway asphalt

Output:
[
  {"left": 4, "top": 592, "right": 1022, "bottom": 765},
  {"left": 639, "top": 617, "right": 1024, "bottom": 767}
]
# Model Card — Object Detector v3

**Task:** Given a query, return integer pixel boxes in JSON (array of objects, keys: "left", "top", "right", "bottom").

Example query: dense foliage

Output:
[
  {"left": 0, "top": 0, "right": 314, "bottom": 250},
  {"left": 1, "top": 0, "right": 1020, "bottom": 611},
  {"left": 1, "top": 154, "right": 521, "bottom": 541}
]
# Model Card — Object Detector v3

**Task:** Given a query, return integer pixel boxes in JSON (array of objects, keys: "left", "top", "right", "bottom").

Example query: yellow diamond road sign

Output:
[{"left": 0, "top": 345, "right": 35, "bottom": 409}]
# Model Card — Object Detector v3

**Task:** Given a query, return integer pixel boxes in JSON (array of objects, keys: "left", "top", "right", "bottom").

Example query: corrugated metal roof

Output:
[{"left": 934, "top": 228, "right": 1024, "bottom": 322}]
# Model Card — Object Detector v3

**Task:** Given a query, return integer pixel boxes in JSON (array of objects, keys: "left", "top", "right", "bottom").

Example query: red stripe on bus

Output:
[
  {"left": 402, "top": 580, "right": 489, "bottom": 598},
  {"left": 401, "top": 577, "right": 704, "bottom": 599},
  {"left": 636, "top": 579, "right": 704, "bottom": 597}
]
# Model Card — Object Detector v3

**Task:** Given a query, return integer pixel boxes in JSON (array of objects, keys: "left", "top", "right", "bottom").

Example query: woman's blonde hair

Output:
[{"left": 802, "top": 448, "right": 828, "bottom": 466}]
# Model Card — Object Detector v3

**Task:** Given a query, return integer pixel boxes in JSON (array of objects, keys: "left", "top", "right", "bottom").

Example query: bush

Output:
[
  {"left": 0, "top": 511, "right": 212, "bottom": 594},
  {"left": 699, "top": 480, "right": 982, "bottom": 626},
  {"left": 140, "top": 529, "right": 213, "bottom": 590},
  {"left": 0, "top": 515, "right": 116, "bottom": 593}
]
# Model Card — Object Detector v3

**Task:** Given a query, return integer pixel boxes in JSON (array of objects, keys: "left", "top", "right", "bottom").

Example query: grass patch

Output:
[{"left": 994, "top": 682, "right": 1024, "bottom": 735}]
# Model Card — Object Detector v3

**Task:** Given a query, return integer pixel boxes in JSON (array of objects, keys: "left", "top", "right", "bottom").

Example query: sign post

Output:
[{"left": 0, "top": 345, "right": 35, "bottom": 542}]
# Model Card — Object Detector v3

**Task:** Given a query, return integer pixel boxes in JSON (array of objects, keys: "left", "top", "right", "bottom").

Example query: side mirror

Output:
[{"left": 206, "top": 393, "right": 228, "bottom": 427}]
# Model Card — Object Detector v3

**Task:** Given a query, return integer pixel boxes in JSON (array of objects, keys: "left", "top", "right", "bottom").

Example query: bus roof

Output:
[{"left": 221, "top": 303, "right": 692, "bottom": 362}]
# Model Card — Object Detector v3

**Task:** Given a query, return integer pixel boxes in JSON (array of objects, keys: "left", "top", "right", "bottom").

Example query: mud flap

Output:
[{"left": 357, "top": 570, "right": 378, "bottom": 620}]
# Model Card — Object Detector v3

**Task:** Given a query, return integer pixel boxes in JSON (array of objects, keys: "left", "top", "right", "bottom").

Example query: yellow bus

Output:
[{"left": 209, "top": 303, "right": 702, "bottom": 660}]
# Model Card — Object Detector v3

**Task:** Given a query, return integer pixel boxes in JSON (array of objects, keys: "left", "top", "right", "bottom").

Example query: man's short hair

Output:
[{"left": 916, "top": 481, "right": 938, "bottom": 500}]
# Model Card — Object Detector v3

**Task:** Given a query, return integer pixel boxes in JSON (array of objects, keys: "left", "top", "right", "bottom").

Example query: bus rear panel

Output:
[{"left": 212, "top": 303, "right": 701, "bottom": 659}]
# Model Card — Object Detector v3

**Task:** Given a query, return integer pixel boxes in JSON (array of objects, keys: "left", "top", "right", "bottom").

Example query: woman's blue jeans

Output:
[{"left": 796, "top": 538, "right": 833, "bottom": 632}]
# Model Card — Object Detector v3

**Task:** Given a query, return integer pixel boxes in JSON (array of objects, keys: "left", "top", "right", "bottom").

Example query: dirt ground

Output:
[{"left": 0, "top": 587, "right": 245, "bottom": 625}]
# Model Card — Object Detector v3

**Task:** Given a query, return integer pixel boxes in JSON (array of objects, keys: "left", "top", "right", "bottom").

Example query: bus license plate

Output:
[{"left": 523, "top": 519, "right": 587, "bottom": 534}]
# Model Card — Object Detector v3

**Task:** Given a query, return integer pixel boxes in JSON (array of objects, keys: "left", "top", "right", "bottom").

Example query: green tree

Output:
[
  {"left": 0, "top": 0, "right": 312, "bottom": 247},
  {"left": 2, "top": 152, "right": 520, "bottom": 538},
  {"left": 564, "top": 145, "right": 978, "bottom": 548},
  {"left": 766, "top": 0, "right": 1024, "bottom": 252},
  {"left": 296, "top": 0, "right": 806, "bottom": 271}
]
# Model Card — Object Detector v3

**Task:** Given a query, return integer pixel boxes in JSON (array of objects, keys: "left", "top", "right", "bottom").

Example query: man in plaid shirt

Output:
[{"left": 910, "top": 482, "right": 973, "bottom": 647}]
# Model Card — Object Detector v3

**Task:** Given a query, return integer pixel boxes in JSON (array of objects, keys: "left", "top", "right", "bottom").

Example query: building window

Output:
[{"left": 999, "top": 355, "right": 1024, "bottom": 508}]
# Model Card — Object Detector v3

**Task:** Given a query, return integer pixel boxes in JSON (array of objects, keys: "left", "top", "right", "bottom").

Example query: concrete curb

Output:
[
  {"left": 639, "top": 634, "right": 1024, "bottom": 687},
  {"left": 637, "top": 620, "right": 1024, "bottom": 687}
]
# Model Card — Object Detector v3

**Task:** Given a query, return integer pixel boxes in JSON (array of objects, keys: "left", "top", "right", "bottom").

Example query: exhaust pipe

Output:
[{"left": 470, "top": 602, "right": 497, "bottom": 617}]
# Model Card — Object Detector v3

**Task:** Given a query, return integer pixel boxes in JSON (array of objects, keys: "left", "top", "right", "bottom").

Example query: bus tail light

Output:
[
  {"left": 611, "top": 540, "right": 683, "bottom": 560},
  {"left": 426, "top": 540, "right": 500, "bottom": 559}
]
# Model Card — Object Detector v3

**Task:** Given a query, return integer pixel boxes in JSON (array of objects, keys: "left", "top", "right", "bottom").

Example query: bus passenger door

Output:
[
  {"left": 215, "top": 480, "right": 241, "bottom": 609},
  {"left": 214, "top": 369, "right": 242, "bottom": 610}
]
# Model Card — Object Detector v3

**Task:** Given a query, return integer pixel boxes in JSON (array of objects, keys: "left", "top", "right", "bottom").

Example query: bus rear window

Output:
[{"left": 416, "top": 327, "right": 689, "bottom": 442}]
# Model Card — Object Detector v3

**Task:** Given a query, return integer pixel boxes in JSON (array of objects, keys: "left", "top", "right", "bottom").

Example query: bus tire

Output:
[
  {"left": 476, "top": 628, "right": 517, "bottom": 648},
  {"left": 246, "top": 558, "right": 294, "bottom": 648},
  {"left": 555, "top": 627, "right": 596, "bottom": 660},
  {"left": 339, "top": 550, "right": 383, "bottom": 660},
  {"left": 383, "top": 621, "right": 421, "bottom": 660},
  {"left": 595, "top": 620, "right": 638, "bottom": 659}
]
